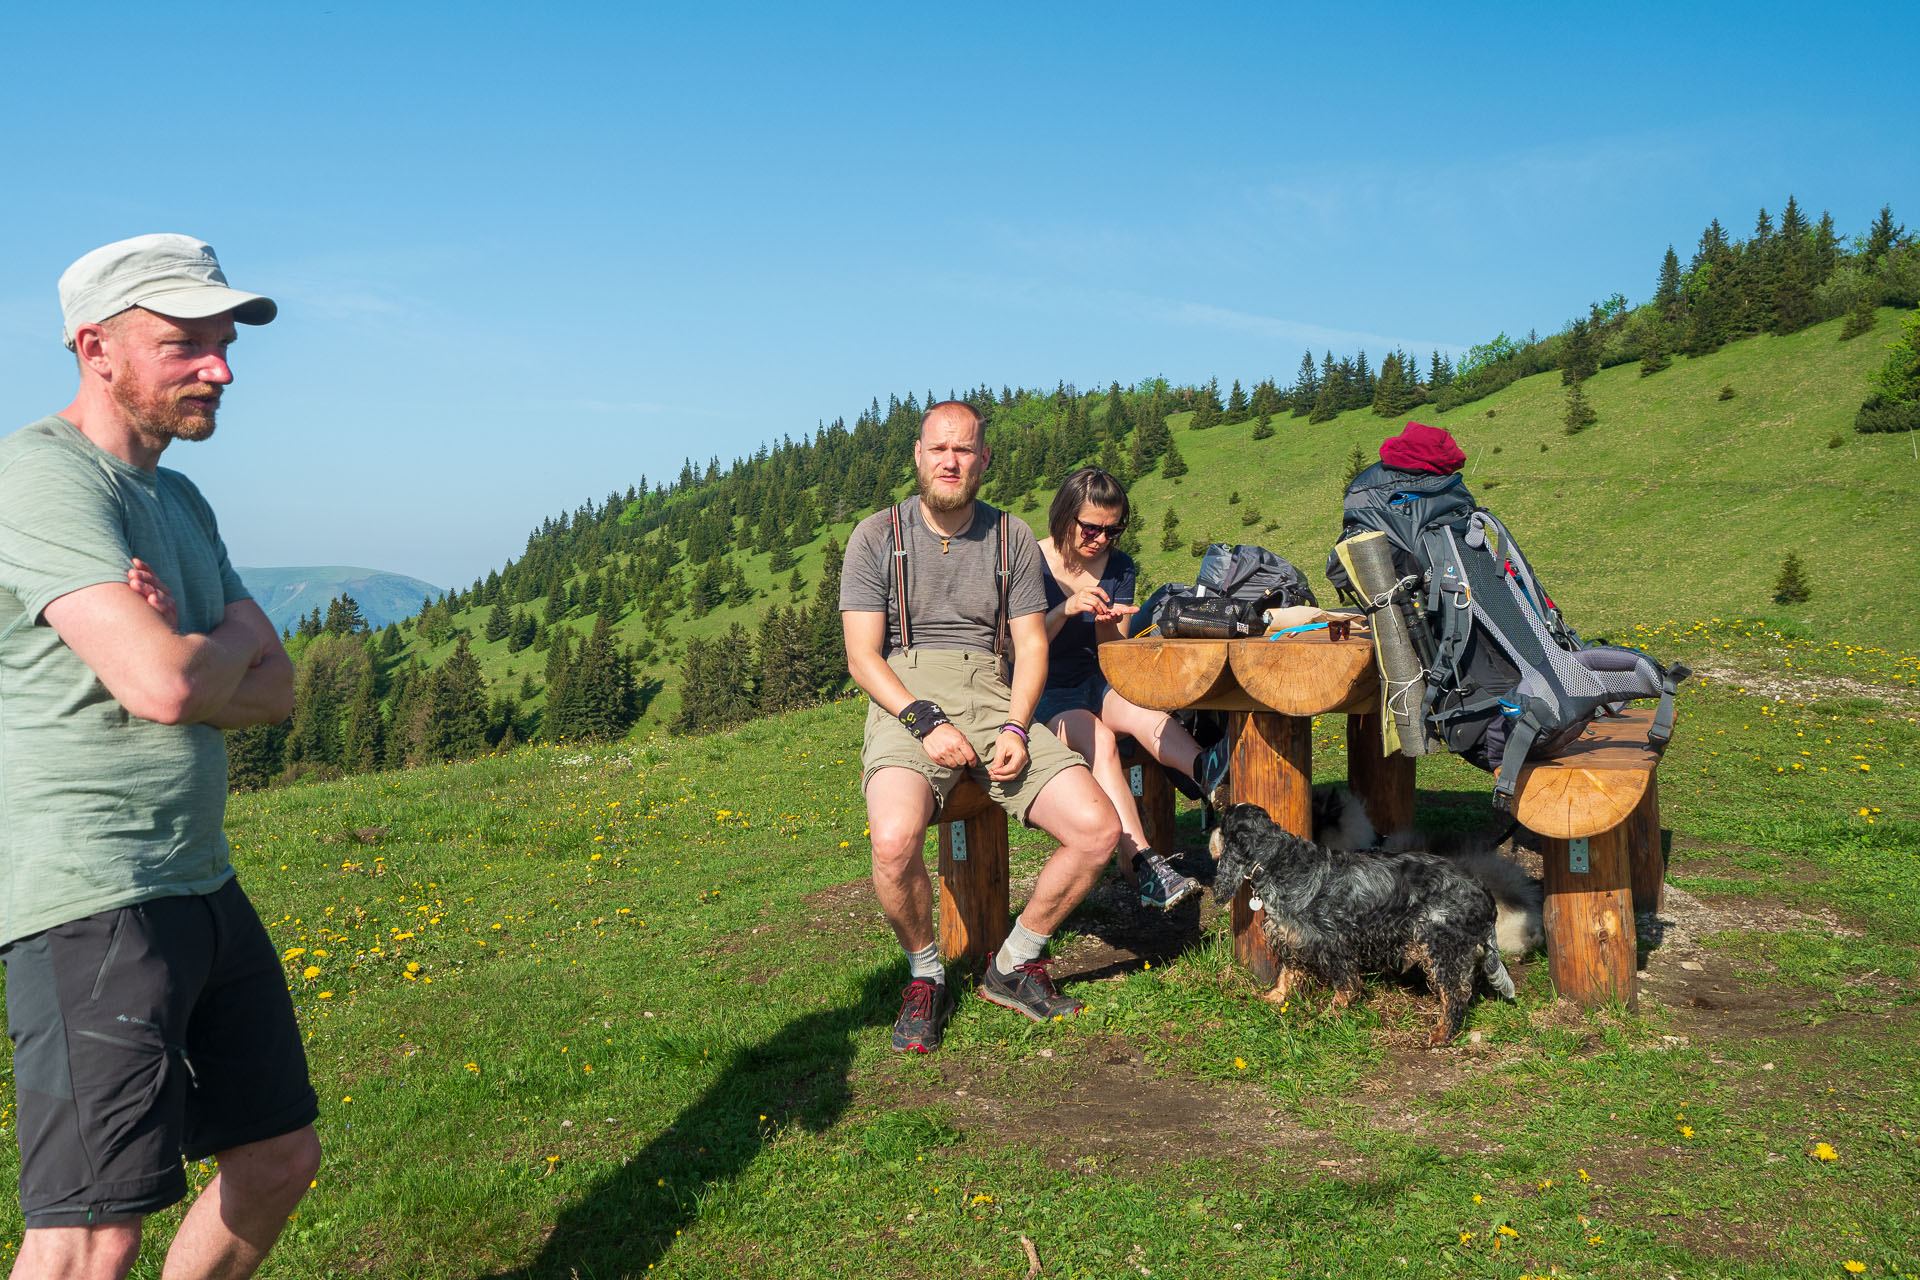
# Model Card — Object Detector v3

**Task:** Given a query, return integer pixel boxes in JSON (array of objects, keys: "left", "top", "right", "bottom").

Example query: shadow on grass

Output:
[{"left": 480, "top": 965, "right": 901, "bottom": 1279}]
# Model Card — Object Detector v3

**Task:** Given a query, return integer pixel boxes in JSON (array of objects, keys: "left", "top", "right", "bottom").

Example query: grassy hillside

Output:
[
  {"left": 7, "top": 622, "right": 1910, "bottom": 1275},
  {"left": 397, "top": 308, "right": 1917, "bottom": 734}
]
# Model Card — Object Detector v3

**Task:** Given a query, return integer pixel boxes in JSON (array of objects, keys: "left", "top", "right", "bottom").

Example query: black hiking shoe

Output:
[
  {"left": 978, "top": 960, "right": 1084, "bottom": 1024},
  {"left": 891, "top": 978, "right": 953, "bottom": 1053}
]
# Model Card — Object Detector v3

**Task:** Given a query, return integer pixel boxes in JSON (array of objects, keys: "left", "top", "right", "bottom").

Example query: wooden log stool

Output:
[
  {"left": 1510, "top": 707, "right": 1667, "bottom": 1010},
  {"left": 932, "top": 778, "right": 1011, "bottom": 973},
  {"left": 1116, "top": 737, "right": 1180, "bottom": 856}
]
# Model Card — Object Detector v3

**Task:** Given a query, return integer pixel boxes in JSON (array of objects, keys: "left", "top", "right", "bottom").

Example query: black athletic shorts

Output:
[{"left": 1, "top": 877, "right": 319, "bottom": 1228}]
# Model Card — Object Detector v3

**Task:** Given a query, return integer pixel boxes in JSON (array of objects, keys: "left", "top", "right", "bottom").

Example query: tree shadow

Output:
[
  {"left": 478, "top": 966, "right": 901, "bottom": 1279},
  {"left": 633, "top": 675, "right": 665, "bottom": 719}
]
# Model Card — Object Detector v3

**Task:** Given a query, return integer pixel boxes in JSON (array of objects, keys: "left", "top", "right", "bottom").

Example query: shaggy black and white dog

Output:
[
  {"left": 1312, "top": 784, "right": 1545, "bottom": 958},
  {"left": 1211, "top": 802, "right": 1517, "bottom": 1046}
]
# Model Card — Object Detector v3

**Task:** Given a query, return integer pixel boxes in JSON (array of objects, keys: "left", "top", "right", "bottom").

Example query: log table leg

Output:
[
  {"left": 1227, "top": 710, "right": 1312, "bottom": 987},
  {"left": 1627, "top": 772, "right": 1664, "bottom": 915},
  {"left": 1541, "top": 825, "right": 1638, "bottom": 1009},
  {"left": 937, "top": 808, "right": 1011, "bottom": 974},
  {"left": 1345, "top": 710, "right": 1415, "bottom": 840}
]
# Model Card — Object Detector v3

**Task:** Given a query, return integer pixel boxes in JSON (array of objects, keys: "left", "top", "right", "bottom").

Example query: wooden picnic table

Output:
[{"left": 1098, "top": 632, "right": 1415, "bottom": 985}]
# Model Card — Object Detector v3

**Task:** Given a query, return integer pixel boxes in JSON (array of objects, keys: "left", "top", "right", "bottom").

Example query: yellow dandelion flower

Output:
[
  {"left": 319, "top": 991, "right": 333, "bottom": 999},
  {"left": 1588, "top": 1236, "right": 1604, "bottom": 1245},
  {"left": 1459, "top": 1230, "right": 1474, "bottom": 1244},
  {"left": 302, "top": 965, "right": 321, "bottom": 980},
  {"left": 1579, "top": 1168, "right": 1591, "bottom": 1182},
  {"left": 465, "top": 1063, "right": 479, "bottom": 1073},
  {"left": 1680, "top": 1125, "right": 1695, "bottom": 1138},
  {"left": 1843, "top": 1262, "right": 1866, "bottom": 1274},
  {"left": 1472, "top": 1194, "right": 1482, "bottom": 1204},
  {"left": 406, "top": 961, "right": 420, "bottom": 974},
  {"left": 1234, "top": 1058, "right": 1247, "bottom": 1070},
  {"left": 1813, "top": 1142, "right": 1839, "bottom": 1161}
]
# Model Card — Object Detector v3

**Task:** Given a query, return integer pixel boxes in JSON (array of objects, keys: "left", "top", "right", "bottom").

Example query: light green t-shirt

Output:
[{"left": 0, "top": 415, "right": 250, "bottom": 946}]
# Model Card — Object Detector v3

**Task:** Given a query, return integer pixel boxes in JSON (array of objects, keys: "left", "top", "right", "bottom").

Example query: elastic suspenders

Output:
[{"left": 887, "top": 499, "right": 1010, "bottom": 660}]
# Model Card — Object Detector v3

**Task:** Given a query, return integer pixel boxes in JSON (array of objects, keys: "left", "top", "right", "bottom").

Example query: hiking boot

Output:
[
  {"left": 978, "top": 960, "right": 1084, "bottom": 1023},
  {"left": 1195, "top": 740, "right": 1231, "bottom": 805},
  {"left": 891, "top": 978, "right": 953, "bottom": 1053},
  {"left": 1134, "top": 852, "right": 1199, "bottom": 910}
]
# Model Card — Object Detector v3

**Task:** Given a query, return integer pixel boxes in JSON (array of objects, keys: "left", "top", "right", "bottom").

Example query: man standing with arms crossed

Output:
[
  {"left": 841, "top": 400, "right": 1121, "bottom": 1053},
  {"left": 0, "top": 235, "right": 320, "bottom": 1279}
]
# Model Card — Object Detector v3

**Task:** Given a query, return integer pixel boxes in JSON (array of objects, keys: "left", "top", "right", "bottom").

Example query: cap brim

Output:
[{"left": 133, "top": 284, "right": 277, "bottom": 326}]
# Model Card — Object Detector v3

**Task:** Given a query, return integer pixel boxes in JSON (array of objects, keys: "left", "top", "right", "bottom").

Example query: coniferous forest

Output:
[{"left": 231, "top": 199, "right": 1920, "bottom": 790}]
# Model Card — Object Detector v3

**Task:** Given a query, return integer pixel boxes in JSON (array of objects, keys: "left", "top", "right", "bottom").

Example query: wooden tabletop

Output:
[{"left": 1098, "top": 634, "right": 1379, "bottom": 718}]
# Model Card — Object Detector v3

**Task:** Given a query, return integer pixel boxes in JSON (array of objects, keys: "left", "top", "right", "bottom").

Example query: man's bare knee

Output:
[
  {"left": 868, "top": 815, "right": 929, "bottom": 871},
  {"left": 218, "top": 1126, "right": 321, "bottom": 1211},
  {"left": 17, "top": 1221, "right": 142, "bottom": 1280},
  {"left": 1029, "top": 769, "right": 1121, "bottom": 857}
]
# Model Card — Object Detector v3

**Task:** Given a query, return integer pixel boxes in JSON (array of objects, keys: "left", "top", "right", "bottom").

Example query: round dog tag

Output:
[{"left": 1248, "top": 895, "right": 1264, "bottom": 912}]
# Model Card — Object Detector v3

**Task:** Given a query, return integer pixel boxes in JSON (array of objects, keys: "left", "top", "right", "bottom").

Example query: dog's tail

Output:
[
  {"left": 1452, "top": 849, "right": 1545, "bottom": 957},
  {"left": 1479, "top": 934, "right": 1517, "bottom": 1000}
]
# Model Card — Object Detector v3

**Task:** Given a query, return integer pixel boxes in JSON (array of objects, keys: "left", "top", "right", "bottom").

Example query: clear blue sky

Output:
[{"left": 4, "top": 3, "right": 1915, "bottom": 589}]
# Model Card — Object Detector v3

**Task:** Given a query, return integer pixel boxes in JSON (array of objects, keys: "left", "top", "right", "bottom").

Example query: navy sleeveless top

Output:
[{"left": 1039, "top": 548, "right": 1136, "bottom": 689}]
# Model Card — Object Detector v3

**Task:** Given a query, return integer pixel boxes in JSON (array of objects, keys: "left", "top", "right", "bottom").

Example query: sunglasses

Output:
[{"left": 1075, "top": 518, "right": 1126, "bottom": 541}]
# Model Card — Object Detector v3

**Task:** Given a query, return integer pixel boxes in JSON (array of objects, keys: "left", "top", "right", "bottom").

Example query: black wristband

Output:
[{"left": 897, "top": 700, "right": 951, "bottom": 740}]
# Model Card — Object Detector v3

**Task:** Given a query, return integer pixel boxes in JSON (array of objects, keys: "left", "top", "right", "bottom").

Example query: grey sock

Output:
[
  {"left": 993, "top": 917, "right": 1048, "bottom": 975},
  {"left": 907, "top": 942, "right": 945, "bottom": 985}
]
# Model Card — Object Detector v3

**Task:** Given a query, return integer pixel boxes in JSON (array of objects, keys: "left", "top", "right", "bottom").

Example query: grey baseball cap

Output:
[{"left": 59, "top": 233, "right": 276, "bottom": 350}]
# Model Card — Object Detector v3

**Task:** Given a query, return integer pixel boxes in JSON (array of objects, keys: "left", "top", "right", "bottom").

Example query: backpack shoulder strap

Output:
[{"left": 889, "top": 500, "right": 912, "bottom": 652}]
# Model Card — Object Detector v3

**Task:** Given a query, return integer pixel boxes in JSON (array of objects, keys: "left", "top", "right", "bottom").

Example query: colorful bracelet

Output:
[{"left": 999, "top": 721, "right": 1029, "bottom": 742}]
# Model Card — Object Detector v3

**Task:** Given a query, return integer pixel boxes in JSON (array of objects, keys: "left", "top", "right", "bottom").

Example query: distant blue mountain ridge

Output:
[{"left": 237, "top": 566, "right": 445, "bottom": 634}]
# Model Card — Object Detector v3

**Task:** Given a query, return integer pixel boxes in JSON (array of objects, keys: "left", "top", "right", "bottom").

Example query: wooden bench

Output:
[
  {"left": 932, "top": 743, "right": 1182, "bottom": 971},
  {"left": 1511, "top": 707, "right": 1667, "bottom": 1009}
]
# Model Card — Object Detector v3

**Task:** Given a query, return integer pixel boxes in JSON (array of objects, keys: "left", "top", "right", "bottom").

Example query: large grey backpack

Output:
[{"left": 1329, "top": 462, "right": 1688, "bottom": 810}]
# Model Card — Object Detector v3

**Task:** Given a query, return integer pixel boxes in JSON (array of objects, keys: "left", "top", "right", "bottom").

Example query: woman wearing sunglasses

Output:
[{"left": 1029, "top": 467, "right": 1228, "bottom": 909}]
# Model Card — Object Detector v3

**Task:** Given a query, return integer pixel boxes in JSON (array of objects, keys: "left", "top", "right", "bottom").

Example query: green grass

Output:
[{"left": 5, "top": 623, "right": 1915, "bottom": 1277}]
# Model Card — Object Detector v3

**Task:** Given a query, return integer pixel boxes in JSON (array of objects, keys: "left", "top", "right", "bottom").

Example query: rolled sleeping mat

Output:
[{"left": 1334, "top": 531, "right": 1433, "bottom": 758}]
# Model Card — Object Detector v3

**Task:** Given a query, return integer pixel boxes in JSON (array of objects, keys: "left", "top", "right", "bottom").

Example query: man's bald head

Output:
[{"left": 920, "top": 399, "right": 985, "bottom": 447}]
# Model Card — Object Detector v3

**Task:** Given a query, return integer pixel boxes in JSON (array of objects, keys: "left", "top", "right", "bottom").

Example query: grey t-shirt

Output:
[
  {"left": 0, "top": 415, "right": 250, "bottom": 946},
  {"left": 840, "top": 497, "right": 1047, "bottom": 655}
]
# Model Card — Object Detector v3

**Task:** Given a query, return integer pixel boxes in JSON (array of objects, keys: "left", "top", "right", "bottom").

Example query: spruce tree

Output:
[
  {"left": 1563, "top": 382, "right": 1598, "bottom": 434},
  {"left": 1654, "top": 245, "right": 1684, "bottom": 324},
  {"left": 1250, "top": 413, "right": 1274, "bottom": 440},
  {"left": 1225, "top": 380, "right": 1249, "bottom": 422},
  {"left": 423, "top": 635, "right": 488, "bottom": 760},
  {"left": 1772, "top": 553, "right": 1812, "bottom": 604},
  {"left": 1639, "top": 326, "right": 1671, "bottom": 377},
  {"left": 341, "top": 663, "right": 386, "bottom": 774},
  {"left": 1291, "top": 350, "right": 1320, "bottom": 417},
  {"left": 1840, "top": 297, "right": 1878, "bottom": 341},
  {"left": 1560, "top": 315, "right": 1599, "bottom": 385},
  {"left": 1341, "top": 444, "right": 1368, "bottom": 488},
  {"left": 226, "top": 720, "right": 288, "bottom": 792},
  {"left": 484, "top": 599, "right": 511, "bottom": 643},
  {"left": 1159, "top": 435, "right": 1188, "bottom": 479}
]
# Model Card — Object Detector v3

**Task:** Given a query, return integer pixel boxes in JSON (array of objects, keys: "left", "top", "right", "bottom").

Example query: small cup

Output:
[{"left": 1327, "top": 618, "right": 1351, "bottom": 643}]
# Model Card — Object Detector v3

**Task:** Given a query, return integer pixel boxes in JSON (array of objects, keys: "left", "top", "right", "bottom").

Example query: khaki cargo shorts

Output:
[{"left": 862, "top": 649, "right": 1087, "bottom": 826}]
